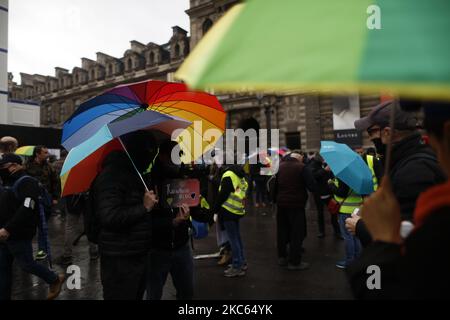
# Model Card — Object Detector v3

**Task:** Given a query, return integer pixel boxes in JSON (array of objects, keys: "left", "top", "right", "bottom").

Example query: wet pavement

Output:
[{"left": 12, "top": 200, "right": 353, "bottom": 300}]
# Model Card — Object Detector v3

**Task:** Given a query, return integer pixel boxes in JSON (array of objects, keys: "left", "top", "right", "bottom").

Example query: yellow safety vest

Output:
[
  {"left": 219, "top": 170, "right": 248, "bottom": 216},
  {"left": 366, "top": 155, "right": 378, "bottom": 191},
  {"left": 333, "top": 179, "right": 363, "bottom": 214},
  {"left": 200, "top": 196, "right": 210, "bottom": 209}
]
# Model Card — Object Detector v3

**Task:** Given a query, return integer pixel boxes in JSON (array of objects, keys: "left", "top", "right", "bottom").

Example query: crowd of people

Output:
[{"left": 0, "top": 99, "right": 449, "bottom": 300}]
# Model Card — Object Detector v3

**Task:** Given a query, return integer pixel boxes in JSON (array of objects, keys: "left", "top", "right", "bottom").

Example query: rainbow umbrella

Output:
[
  {"left": 176, "top": 0, "right": 450, "bottom": 101},
  {"left": 60, "top": 110, "right": 191, "bottom": 197},
  {"left": 15, "top": 146, "right": 35, "bottom": 157},
  {"left": 62, "top": 80, "right": 226, "bottom": 161}
]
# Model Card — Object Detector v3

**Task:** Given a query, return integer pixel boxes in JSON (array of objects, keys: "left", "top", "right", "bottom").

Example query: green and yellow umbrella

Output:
[
  {"left": 15, "top": 146, "right": 35, "bottom": 157},
  {"left": 176, "top": 0, "right": 450, "bottom": 101}
]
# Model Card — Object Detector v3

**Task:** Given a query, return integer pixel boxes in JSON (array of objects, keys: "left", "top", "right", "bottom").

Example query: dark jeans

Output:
[
  {"left": 315, "top": 195, "right": 341, "bottom": 235},
  {"left": 277, "top": 206, "right": 306, "bottom": 265},
  {"left": 147, "top": 244, "right": 194, "bottom": 300},
  {"left": 338, "top": 214, "right": 362, "bottom": 265},
  {"left": 100, "top": 254, "right": 147, "bottom": 300},
  {"left": 223, "top": 220, "right": 246, "bottom": 269},
  {"left": 0, "top": 240, "right": 58, "bottom": 300}
]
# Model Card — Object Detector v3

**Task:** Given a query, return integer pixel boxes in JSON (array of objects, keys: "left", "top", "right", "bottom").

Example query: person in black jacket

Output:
[
  {"left": 347, "top": 100, "right": 445, "bottom": 247},
  {"left": 347, "top": 101, "right": 450, "bottom": 299},
  {"left": 91, "top": 131, "right": 158, "bottom": 300},
  {"left": 146, "top": 140, "right": 211, "bottom": 300},
  {"left": 0, "top": 153, "right": 64, "bottom": 300},
  {"left": 308, "top": 153, "right": 341, "bottom": 238},
  {"left": 273, "top": 151, "right": 317, "bottom": 270}
]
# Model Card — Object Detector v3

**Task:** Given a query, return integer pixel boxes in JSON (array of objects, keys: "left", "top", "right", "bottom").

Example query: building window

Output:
[
  {"left": 47, "top": 106, "right": 52, "bottom": 124},
  {"left": 90, "top": 69, "right": 95, "bottom": 81},
  {"left": 285, "top": 132, "right": 301, "bottom": 150},
  {"left": 127, "top": 58, "right": 133, "bottom": 70},
  {"left": 108, "top": 64, "right": 113, "bottom": 76},
  {"left": 202, "top": 19, "right": 213, "bottom": 35},
  {"left": 75, "top": 74, "right": 79, "bottom": 84},
  {"left": 149, "top": 51, "right": 155, "bottom": 65}
]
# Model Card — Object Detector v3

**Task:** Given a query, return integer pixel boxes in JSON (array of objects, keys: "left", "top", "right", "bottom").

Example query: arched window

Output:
[
  {"left": 202, "top": 19, "right": 213, "bottom": 35},
  {"left": 149, "top": 51, "right": 155, "bottom": 65},
  {"left": 127, "top": 58, "right": 133, "bottom": 70},
  {"left": 108, "top": 64, "right": 113, "bottom": 76},
  {"left": 174, "top": 44, "right": 180, "bottom": 58}
]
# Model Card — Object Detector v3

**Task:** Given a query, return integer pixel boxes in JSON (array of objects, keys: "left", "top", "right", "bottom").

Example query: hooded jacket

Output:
[{"left": 91, "top": 151, "right": 152, "bottom": 257}]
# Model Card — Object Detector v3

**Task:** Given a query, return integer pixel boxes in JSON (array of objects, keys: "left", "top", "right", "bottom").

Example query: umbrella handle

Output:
[
  {"left": 118, "top": 137, "right": 150, "bottom": 192},
  {"left": 383, "top": 102, "right": 397, "bottom": 178}
]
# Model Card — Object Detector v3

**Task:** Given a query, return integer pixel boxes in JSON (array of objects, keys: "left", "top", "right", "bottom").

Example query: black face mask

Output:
[{"left": 371, "top": 138, "right": 386, "bottom": 157}]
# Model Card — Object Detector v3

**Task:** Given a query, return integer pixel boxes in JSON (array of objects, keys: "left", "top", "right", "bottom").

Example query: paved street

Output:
[{"left": 12, "top": 201, "right": 353, "bottom": 300}]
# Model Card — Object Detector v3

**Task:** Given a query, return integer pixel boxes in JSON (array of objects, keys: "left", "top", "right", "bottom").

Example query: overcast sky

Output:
[{"left": 8, "top": 0, "right": 190, "bottom": 84}]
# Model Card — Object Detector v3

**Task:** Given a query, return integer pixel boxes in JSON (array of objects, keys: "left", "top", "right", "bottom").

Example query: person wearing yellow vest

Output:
[
  {"left": 344, "top": 152, "right": 384, "bottom": 248},
  {"left": 213, "top": 164, "right": 248, "bottom": 277},
  {"left": 329, "top": 178, "right": 363, "bottom": 269}
]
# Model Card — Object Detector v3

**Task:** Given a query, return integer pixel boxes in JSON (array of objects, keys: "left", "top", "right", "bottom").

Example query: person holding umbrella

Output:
[
  {"left": 347, "top": 101, "right": 450, "bottom": 299},
  {"left": 89, "top": 130, "right": 159, "bottom": 300},
  {"left": 345, "top": 100, "right": 445, "bottom": 246},
  {"left": 320, "top": 141, "right": 375, "bottom": 269}
]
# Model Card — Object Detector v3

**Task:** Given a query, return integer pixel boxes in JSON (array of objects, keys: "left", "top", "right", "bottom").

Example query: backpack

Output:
[
  {"left": 4, "top": 175, "right": 53, "bottom": 265},
  {"left": 190, "top": 196, "right": 211, "bottom": 240},
  {"left": 9, "top": 175, "right": 52, "bottom": 218}
]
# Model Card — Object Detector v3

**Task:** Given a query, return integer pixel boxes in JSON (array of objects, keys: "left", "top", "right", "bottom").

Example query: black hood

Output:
[
  {"left": 391, "top": 133, "right": 435, "bottom": 167},
  {"left": 102, "top": 151, "right": 135, "bottom": 172},
  {"left": 225, "top": 164, "right": 246, "bottom": 178}
]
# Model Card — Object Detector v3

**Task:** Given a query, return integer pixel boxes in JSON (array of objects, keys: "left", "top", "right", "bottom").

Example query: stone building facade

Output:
[{"left": 10, "top": 0, "right": 380, "bottom": 150}]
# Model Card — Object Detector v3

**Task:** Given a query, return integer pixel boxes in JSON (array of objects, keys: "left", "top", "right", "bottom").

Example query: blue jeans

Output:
[
  {"left": 338, "top": 214, "right": 361, "bottom": 265},
  {"left": 0, "top": 240, "right": 58, "bottom": 300},
  {"left": 147, "top": 244, "right": 194, "bottom": 300},
  {"left": 223, "top": 220, "right": 246, "bottom": 269}
]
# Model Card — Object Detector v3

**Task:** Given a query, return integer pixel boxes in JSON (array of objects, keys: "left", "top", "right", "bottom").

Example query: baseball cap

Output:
[
  {"left": 354, "top": 100, "right": 418, "bottom": 132},
  {"left": 0, "top": 153, "right": 23, "bottom": 167}
]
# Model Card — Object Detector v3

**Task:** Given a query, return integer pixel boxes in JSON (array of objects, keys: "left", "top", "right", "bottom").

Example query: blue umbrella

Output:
[{"left": 320, "top": 141, "right": 374, "bottom": 195}]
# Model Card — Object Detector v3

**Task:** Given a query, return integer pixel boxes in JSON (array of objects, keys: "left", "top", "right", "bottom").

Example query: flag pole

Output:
[{"left": 118, "top": 136, "right": 149, "bottom": 192}]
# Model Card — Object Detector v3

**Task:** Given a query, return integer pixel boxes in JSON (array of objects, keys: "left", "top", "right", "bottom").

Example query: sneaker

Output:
[
  {"left": 35, "top": 250, "right": 47, "bottom": 261},
  {"left": 335, "top": 260, "right": 347, "bottom": 269},
  {"left": 47, "top": 274, "right": 65, "bottom": 300},
  {"left": 227, "top": 263, "right": 248, "bottom": 271},
  {"left": 217, "top": 251, "right": 232, "bottom": 266},
  {"left": 287, "top": 262, "right": 310, "bottom": 271},
  {"left": 224, "top": 267, "right": 246, "bottom": 277},
  {"left": 278, "top": 257, "right": 288, "bottom": 266},
  {"left": 55, "top": 255, "right": 73, "bottom": 267}
]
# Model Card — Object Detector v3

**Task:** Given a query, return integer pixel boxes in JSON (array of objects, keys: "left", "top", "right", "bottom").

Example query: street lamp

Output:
[{"left": 256, "top": 93, "right": 272, "bottom": 149}]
